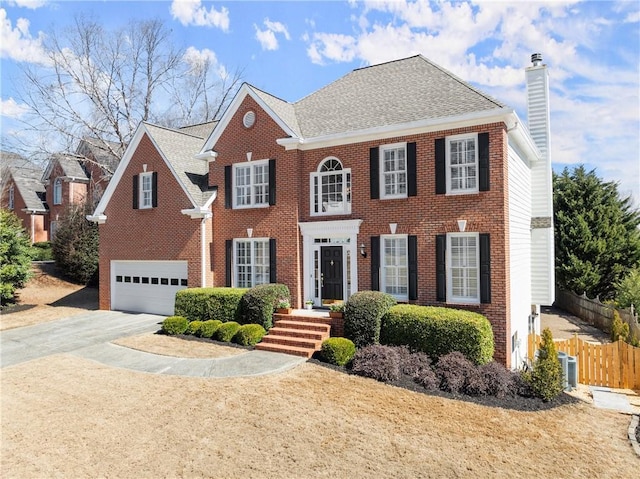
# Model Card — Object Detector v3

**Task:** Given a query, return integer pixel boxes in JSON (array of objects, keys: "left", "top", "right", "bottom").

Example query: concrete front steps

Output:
[{"left": 255, "top": 310, "right": 332, "bottom": 358}]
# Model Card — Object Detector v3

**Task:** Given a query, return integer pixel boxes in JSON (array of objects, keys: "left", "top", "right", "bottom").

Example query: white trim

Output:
[
  {"left": 309, "top": 157, "right": 352, "bottom": 217},
  {"left": 53, "top": 177, "right": 62, "bottom": 205},
  {"left": 8, "top": 185, "right": 14, "bottom": 209},
  {"left": 232, "top": 237, "right": 270, "bottom": 288},
  {"left": 232, "top": 158, "right": 270, "bottom": 209},
  {"left": 139, "top": 171, "right": 153, "bottom": 209},
  {"left": 445, "top": 132, "right": 479, "bottom": 195},
  {"left": 86, "top": 214, "right": 107, "bottom": 224},
  {"left": 380, "top": 234, "right": 409, "bottom": 302},
  {"left": 446, "top": 232, "right": 481, "bottom": 304},
  {"left": 379, "top": 142, "right": 408, "bottom": 200}
]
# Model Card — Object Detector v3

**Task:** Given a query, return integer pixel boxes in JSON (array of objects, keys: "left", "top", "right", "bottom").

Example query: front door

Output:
[{"left": 321, "top": 246, "right": 343, "bottom": 302}]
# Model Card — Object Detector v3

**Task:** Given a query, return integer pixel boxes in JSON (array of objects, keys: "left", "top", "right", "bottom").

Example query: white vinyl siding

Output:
[
  {"left": 447, "top": 233, "right": 480, "bottom": 303},
  {"left": 380, "top": 143, "right": 407, "bottom": 199},
  {"left": 234, "top": 239, "right": 270, "bottom": 288},
  {"left": 447, "top": 133, "right": 478, "bottom": 194},
  {"left": 381, "top": 235, "right": 408, "bottom": 301},
  {"left": 311, "top": 157, "right": 351, "bottom": 216},
  {"left": 234, "top": 160, "right": 269, "bottom": 208}
]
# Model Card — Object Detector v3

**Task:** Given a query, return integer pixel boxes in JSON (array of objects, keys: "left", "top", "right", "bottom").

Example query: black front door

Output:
[{"left": 321, "top": 246, "right": 343, "bottom": 301}]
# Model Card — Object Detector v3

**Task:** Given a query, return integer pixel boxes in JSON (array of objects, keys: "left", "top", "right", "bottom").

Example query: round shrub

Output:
[
  {"left": 434, "top": 351, "right": 476, "bottom": 394},
  {"left": 380, "top": 304, "right": 494, "bottom": 365},
  {"left": 233, "top": 324, "right": 266, "bottom": 346},
  {"left": 480, "top": 361, "right": 517, "bottom": 398},
  {"left": 186, "top": 320, "right": 203, "bottom": 335},
  {"left": 239, "top": 283, "right": 290, "bottom": 330},
  {"left": 344, "top": 291, "right": 396, "bottom": 348},
  {"left": 321, "top": 337, "right": 356, "bottom": 367},
  {"left": 161, "top": 316, "right": 188, "bottom": 335},
  {"left": 198, "top": 320, "right": 222, "bottom": 338},
  {"left": 215, "top": 321, "right": 241, "bottom": 342},
  {"left": 351, "top": 344, "right": 400, "bottom": 382}
]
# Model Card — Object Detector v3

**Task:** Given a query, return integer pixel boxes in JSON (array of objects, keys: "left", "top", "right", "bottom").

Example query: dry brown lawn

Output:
[{"left": 1, "top": 265, "right": 638, "bottom": 477}]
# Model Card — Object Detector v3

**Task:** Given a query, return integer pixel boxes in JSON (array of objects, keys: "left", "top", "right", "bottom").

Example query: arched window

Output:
[
  {"left": 310, "top": 157, "right": 351, "bottom": 216},
  {"left": 53, "top": 178, "right": 62, "bottom": 205}
]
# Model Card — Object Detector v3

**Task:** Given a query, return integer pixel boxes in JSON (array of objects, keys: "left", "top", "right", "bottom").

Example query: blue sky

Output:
[{"left": 1, "top": 0, "right": 639, "bottom": 205}]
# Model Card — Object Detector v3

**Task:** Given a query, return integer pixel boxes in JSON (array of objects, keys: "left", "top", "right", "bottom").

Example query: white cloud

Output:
[
  {"left": 255, "top": 18, "right": 290, "bottom": 51},
  {"left": 170, "top": 0, "right": 229, "bottom": 31},
  {"left": 0, "top": 8, "right": 48, "bottom": 64},
  {"left": 183, "top": 46, "right": 226, "bottom": 78},
  {"left": 3, "top": 0, "right": 47, "bottom": 9},
  {"left": 0, "top": 97, "right": 29, "bottom": 118}
]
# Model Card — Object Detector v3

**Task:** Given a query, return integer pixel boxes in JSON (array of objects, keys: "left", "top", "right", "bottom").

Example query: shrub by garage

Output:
[
  {"left": 343, "top": 291, "right": 396, "bottom": 348},
  {"left": 161, "top": 316, "right": 188, "bottom": 335},
  {"left": 380, "top": 304, "right": 494, "bottom": 365},
  {"left": 233, "top": 324, "right": 266, "bottom": 346},
  {"left": 174, "top": 288, "right": 246, "bottom": 323},
  {"left": 239, "top": 283, "right": 290, "bottom": 330}
]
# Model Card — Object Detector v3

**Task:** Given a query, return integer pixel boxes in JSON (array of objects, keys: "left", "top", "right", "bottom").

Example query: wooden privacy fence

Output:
[{"left": 528, "top": 334, "right": 640, "bottom": 390}]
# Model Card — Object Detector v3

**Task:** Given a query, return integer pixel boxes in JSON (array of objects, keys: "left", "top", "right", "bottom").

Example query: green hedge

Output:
[
  {"left": 186, "top": 320, "right": 203, "bottom": 335},
  {"left": 239, "top": 283, "right": 290, "bottom": 330},
  {"left": 233, "top": 324, "right": 266, "bottom": 346},
  {"left": 344, "top": 291, "right": 397, "bottom": 348},
  {"left": 161, "top": 316, "right": 188, "bottom": 335},
  {"left": 380, "top": 305, "right": 494, "bottom": 365},
  {"left": 321, "top": 337, "right": 356, "bottom": 366},
  {"left": 215, "top": 321, "right": 241, "bottom": 342},
  {"left": 198, "top": 319, "right": 222, "bottom": 338},
  {"left": 174, "top": 288, "right": 247, "bottom": 323}
]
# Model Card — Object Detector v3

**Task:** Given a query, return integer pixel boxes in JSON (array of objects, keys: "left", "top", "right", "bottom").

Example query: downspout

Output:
[
  {"left": 31, "top": 214, "right": 35, "bottom": 243},
  {"left": 201, "top": 217, "right": 207, "bottom": 287}
]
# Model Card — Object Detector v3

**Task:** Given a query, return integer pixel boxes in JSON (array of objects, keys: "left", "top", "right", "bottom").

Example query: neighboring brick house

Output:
[
  {"left": 1, "top": 161, "right": 48, "bottom": 243},
  {"left": 90, "top": 55, "right": 554, "bottom": 367}
]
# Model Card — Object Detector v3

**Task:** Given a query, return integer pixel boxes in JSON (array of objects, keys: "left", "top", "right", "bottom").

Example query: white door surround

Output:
[{"left": 299, "top": 219, "right": 362, "bottom": 307}]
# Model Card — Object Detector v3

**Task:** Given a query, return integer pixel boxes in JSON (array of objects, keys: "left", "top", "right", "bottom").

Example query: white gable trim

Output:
[{"left": 199, "top": 83, "right": 299, "bottom": 156}]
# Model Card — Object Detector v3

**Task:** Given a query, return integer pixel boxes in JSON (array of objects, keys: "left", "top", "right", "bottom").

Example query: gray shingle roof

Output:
[
  {"left": 293, "top": 55, "right": 506, "bottom": 138},
  {"left": 247, "top": 86, "right": 301, "bottom": 136},
  {"left": 49, "top": 154, "right": 90, "bottom": 180},
  {"left": 179, "top": 121, "right": 218, "bottom": 139},
  {"left": 76, "top": 138, "right": 123, "bottom": 174},
  {"left": 9, "top": 166, "right": 47, "bottom": 212},
  {"left": 144, "top": 123, "right": 216, "bottom": 207}
]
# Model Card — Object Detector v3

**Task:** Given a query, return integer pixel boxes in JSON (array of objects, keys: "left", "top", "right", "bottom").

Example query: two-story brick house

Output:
[{"left": 90, "top": 55, "right": 554, "bottom": 367}]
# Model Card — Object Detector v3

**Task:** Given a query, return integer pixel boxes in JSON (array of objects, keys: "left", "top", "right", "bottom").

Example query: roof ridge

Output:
[{"left": 143, "top": 122, "right": 207, "bottom": 140}]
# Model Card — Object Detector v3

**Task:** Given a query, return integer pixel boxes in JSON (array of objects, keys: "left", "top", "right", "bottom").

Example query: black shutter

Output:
[
  {"left": 408, "top": 235, "right": 418, "bottom": 300},
  {"left": 371, "top": 236, "right": 380, "bottom": 291},
  {"left": 268, "top": 159, "right": 276, "bottom": 206},
  {"left": 269, "top": 238, "right": 277, "bottom": 283},
  {"left": 132, "top": 174, "right": 139, "bottom": 209},
  {"left": 407, "top": 142, "right": 417, "bottom": 197},
  {"left": 478, "top": 133, "right": 490, "bottom": 192},
  {"left": 435, "top": 138, "right": 446, "bottom": 194},
  {"left": 151, "top": 172, "right": 158, "bottom": 207},
  {"left": 224, "top": 166, "right": 232, "bottom": 209},
  {"left": 370, "top": 147, "right": 379, "bottom": 199},
  {"left": 225, "top": 239, "right": 233, "bottom": 287},
  {"left": 436, "top": 234, "right": 446, "bottom": 302},
  {"left": 479, "top": 233, "right": 491, "bottom": 303}
]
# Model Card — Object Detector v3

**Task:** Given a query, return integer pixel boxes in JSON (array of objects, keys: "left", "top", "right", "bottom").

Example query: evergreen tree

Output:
[
  {"left": 0, "top": 209, "right": 33, "bottom": 306},
  {"left": 529, "top": 328, "right": 564, "bottom": 401},
  {"left": 553, "top": 166, "right": 640, "bottom": 300}
]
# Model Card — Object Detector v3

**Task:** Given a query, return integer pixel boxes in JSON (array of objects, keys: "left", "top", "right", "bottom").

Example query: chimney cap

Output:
[{"left": 531, "top": 53, "right": 543, "bottom": 66}]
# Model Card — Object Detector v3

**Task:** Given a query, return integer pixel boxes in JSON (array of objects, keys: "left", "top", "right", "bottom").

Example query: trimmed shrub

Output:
[
  {"left": 321, "top": 337, "right": 356, "bottom": 367},
  {"left": 351, "top": 345, "right": 400, "bottom": 382},
  {"left": 434, "top": 352, "right": 476, "bottom": 394},
  {"left": 198, "top": 320, "right": 222, "bottom": 339},
  {"left": 186, "top": 320, "right": 203, "bottom": 335},
  {"left": 394, "top": 347, "right": 438, "bottom": 391},
  {"left": 413, "top": 364, "right": 439, "bottom": 391},
  {"left": 29, "top": 241, "right": 53, "bottom": 261},
  {"left": 233, "top": 324, "right": 266, "bottom": 346},
  {"left": 527, "top": 328, "right": 563, "bottom": 401},
  {"left": 380, "top": 304, "right": 494, "bottom": 365},
  {"left": 239, "top": 283, "right": 290, "bottom": 330},
  {"left": 1, "top": 209, "right": 33, "bottom": 306},
  {"left": 161, "top": 316, "right": 188, "bottom": 335},
  {"left": 215, "top": 321, "right": 241, "bottom": 342},
  {"left": 344, "top": 291, "right": 396, "bottom": 348},
  {"left": 480, "top": 362, "right": 516, "bottom": 398},
  {"left": 174, "top": 288, "right": 246, "bottom": 323},
  {"left": 611, "top": 310, "right": 629, "bottom": 342}
]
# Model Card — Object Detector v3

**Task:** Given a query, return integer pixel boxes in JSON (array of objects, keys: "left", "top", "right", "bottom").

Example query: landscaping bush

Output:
[
  {"left": 215, "top": 321, "right": 241, "bottom": 342},
  {"left": 394, "top": 347, "right": 439, "bottom": 391},
  {"left": 480, "top": 362, "right": 517, "bottom": 398},
  {"left": 174, "top": 288, "right": 246, "bottom": 323},
  {"left": 0, "top": 209, "right": 33, "bottom": 306},
  {"left": 351, "top": 344, "right": 400, "bottom": 382},
  {"left": 526, "top": 328, "right": 563, "bottom": 401},
  {"left": 161, "top": 316, "right": 188, "bottom": 335},
  {"left": 344, "top": 291, "right": 396, "bottom": 348},
  {"left": 380, "top": 304, "right": 494, "bottom": 365},
  {"left": 29, "top": 241, "right": 53, "bottom": 261},
  {"left": 186, "top": 320, "right": 203, "bottom": 335},
  {"left": 610, "top": 310, "right": 629, "bottom": 342},
  {"left": 320, "top": 337, "right": 356, "bottom": 367},
  {"left": 233, "top": 324, "right": 266, "bottom": 346},
  {"left": 239, "top": 283, "right": 290, "bottom": 330},
  {"left": 434, "top": 351, "right": 477, "bottom": 395},
  {"left": 198, "top": 320, "right": 222, "bottom": 339}
]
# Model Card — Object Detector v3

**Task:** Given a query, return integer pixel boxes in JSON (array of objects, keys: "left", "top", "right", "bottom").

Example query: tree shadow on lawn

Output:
[{"left": 308, "top": 356, "right": 581, "bottom": 412}]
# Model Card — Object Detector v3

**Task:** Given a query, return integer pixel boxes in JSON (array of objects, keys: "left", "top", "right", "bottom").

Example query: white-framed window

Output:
[
  {"left": 53, "top": 178, "right": 62, "bottom": 205},
  {"left": 310, "top": 157, "right": 351, "bottom": 216},
  {"left": 8, "top": 185, "right": 14, "bottom": 209},
  {"left": 380, "top": 142, "right": 407, "bottom": 199},
  {"left": 234, "top": 159, "right": 269, "bottom": 208},
  {"left": 446, "top": 133, "right": 478, "bottom": 194},
  {"left": 139, "top": 172, "right": 154, "bottom": 209},
  {"left": 234, "top": 238, "right": 270, "bottom": 288},
  {"left": 381, "top": 234, "right": 408, "bottom": 301},
  {"left": 447, "top": 233, "right": 480, "bottom": 303}
]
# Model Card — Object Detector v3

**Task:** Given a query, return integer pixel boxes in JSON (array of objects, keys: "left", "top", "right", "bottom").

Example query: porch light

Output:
[{"left": 360, "top": 243, "right": 367, "bottom": 258}]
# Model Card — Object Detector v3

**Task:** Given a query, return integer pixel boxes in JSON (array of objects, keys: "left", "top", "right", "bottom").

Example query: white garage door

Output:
[{"left": 111, "top": 261, "right": 188, "bottom": 315}]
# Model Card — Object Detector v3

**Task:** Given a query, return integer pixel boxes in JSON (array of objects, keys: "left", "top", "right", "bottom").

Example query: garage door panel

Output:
[{"left": 111, "top": 261, "right": 188, "bottom": 315}]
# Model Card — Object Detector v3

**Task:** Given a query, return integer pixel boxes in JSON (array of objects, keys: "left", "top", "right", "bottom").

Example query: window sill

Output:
[{"left": 232, "top": 203, "right": 270, "bottom": 210}]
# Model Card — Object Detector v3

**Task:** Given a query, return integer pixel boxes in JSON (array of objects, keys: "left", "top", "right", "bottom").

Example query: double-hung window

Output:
[
  {"left": 311, "top": 157, "right": 351, "bottom": 216},
  {"left": 234, "top": 239, "right": 270, "bottom": 288},
  {"left": 234, "top": 160, "right": 269, "bottom": 208},
  {"left": 53, "top": 178, "right": 62, "bottom": 205},
  {"left": 380, "top": 143, "right": 407, "bottom": 199},
  {"left": 447, "top": 233, "right": 480, "bottom": 303},
  {"left": 140, "top": 172, "right": 153, "bottom": 209},
  {"left": 381, "top": 235, "right": 408, "bottom": 301},
  {"left": 447, "top": 133, "right": 478, "bottom": 194}
]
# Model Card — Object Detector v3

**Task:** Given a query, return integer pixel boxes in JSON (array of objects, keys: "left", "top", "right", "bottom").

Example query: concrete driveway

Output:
[{"left": 0, "top": 311, "right": 305, "bottom": 376}]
